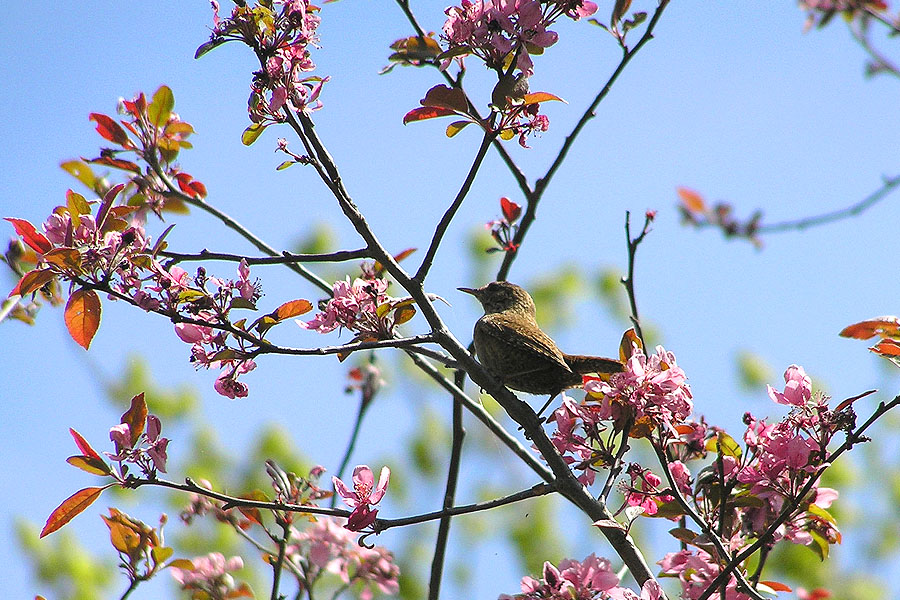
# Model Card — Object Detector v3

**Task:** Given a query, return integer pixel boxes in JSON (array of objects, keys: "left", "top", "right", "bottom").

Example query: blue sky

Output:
[{"left": 2, "top": 1, "right": 900, "bottom": 598}]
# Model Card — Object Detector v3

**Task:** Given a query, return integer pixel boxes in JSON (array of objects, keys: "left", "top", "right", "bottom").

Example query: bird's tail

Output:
[{"left": 564, "top": 354, "right": 624, "bottom": 376}]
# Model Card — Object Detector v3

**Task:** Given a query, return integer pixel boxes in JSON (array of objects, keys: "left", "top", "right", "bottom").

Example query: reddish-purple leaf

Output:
[
  {"left": 86, "top": 155, "right": 141, "bottom": 173},
  {"left": 67, "top": 455, "right": 113, "bottom": 476},
  {"left": 40, "top": 485, "right": 110, "bottom": 537},
  {"left": 500, "top": 197, "right": 521, "bottom": 222},
  {"left": 5, "top": 218, "right": 52, "bottom": 254},
  {"left": 420, "top": 84, "right": 469, "bottom": 112},
  {"left": 403, "top": 106, "right": 457, "bottom": 124},
  {"left": 64, "top": 289, "right": 102, "bottom": 350},
  {"left": 121, "top": 393, "right": 148, "bottom": 447},
  {"left": 69, "top": 428, "right": 105, "bottom": 462},
  {"left": 89, "top": 113, "right": 130, "bottom": 146}
]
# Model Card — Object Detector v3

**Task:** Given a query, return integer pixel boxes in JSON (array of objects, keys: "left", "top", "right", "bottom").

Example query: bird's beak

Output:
[{"left": 457, "top": 286, "right": 478, "bottom": 297}]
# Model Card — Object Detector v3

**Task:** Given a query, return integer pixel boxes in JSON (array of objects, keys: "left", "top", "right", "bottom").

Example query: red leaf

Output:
[
  {"left": 40, "top": 485, "right": 109, "bottom": 537},
  {"left": 500, "top": 197, "right": 521, "bottom": 222},
  {"left": 121, "top": 393, "right": 148, "bottom": 447},
  {"left": 10, "top": 268, "right": 56, "bottom": 297},
  {"left": 760, "top": 581, "right": 792, "bottom": 593},
  {"left": 871, "top": 338, "right": 900, "bottom": 356},
  {"left": 403, "top": 106, "right": 457, "bottom": 124},
  {"left": 86, "top": 155, "right": 141, "bottom": 173},
  {"left": 5, "top": 217, "right": 52, "bottom": 254},
  {"left": 69, "top": 428, "right": 105, "bottom": 462},
  {"left": 89, "top": 113, "right": 130, "bottom": 146},
  {"left": 420, "top": 84, "right": 469, "bottom": 112},
  {"left": 64, "top": 289, "right": 102, "bottom": 350},
  {"left": 840, "top": 316, "right": 900, "bottom": 340}
]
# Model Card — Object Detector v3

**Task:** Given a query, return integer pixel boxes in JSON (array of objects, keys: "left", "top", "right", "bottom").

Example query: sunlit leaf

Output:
[
  {"left": 619, "top": 328, "right": 642, "bottom": 361},
  {"left": 42, "top": 248, "right": 82, "bottom": 270},
  {"left": 499, "top": 128, "right": 515, "bottom": 140},
  {"left": 89, "top": 113, "right": 130, "bottom": 145},
  {"left": 169, "top": 558, "right": 196, "bottom": 570},
  {"left": 276, "top": 160, "right": 295, "bottom": 170},
  {"left": 668, "top": 527, "right": 700, "bottom": 545},
  {"left": 69, "top": 428, "right": 105, "bottom": 462},
  {"left": 40, "top": 485, "right": 109, "bottom": 537},
  {"left": 60, "top": 160, "right": 97, "bottom": 189},
  {"left": 86, "top": 155, "right": 141, "bottom": 173},
  {"left": 148, "top": 85, "right": 175, "bottom": 128},
  {"left": 64, "top": 289, "right": 102, "bottom": 350},
  {"left": 436, "top": 45, "right": 473, "bottom": 61},
  {"left": 65, "top": 190, "right": 91, "bottom": 225},
  {"left": 152, "top": 546, "right": 175, "bottom": 565},
  {"left": 840, "top": 315, "right": 900, "bottom": 340},
  {"left": 403, "top": 106, "right": 456, "bottom": 124},
  {"left": 705, "top": 431, "right": 742, "bottom": 459},
  {"left": 66, "top": 455, "right": 112, "bottom": 476},
  {"left": 242, "top": 123, "right": 267, "bottom": 145},
  {"left": 11, "top": 268, "right": 56, "bottom": 297},
  {"left": 121, "top": 393, "right": 148, "bottom": 447},
  {"left": 759, "top": 581, "right": 792, "bottom": 593},
  {"left": 500, "top": 197, "right": 521, "bottom": 222},
  {"left": 5, "top": 217, "right": 52, "bottom": 254},
  {"left": 393, "top": 304, "right": 416, "bottom": 325},
  {"left": 446, "top": 120, "right": 471, "bottom": 138},
  {"left": 677, "top": 187, "right": 706, "bottom": 214},
  {"left": 275, "top": 299, "right": 313, "bottom": 320},
  {"left": 522, "top": 92, "right": 566, "bottom": 105}
]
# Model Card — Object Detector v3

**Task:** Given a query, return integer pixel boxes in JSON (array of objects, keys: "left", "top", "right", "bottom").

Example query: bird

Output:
[{"left": 459, "top": 281, "right": 624, "bottom": 398}]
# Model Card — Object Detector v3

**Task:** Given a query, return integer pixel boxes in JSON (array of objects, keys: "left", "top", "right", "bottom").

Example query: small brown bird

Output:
[{"left": 459, "top": 281, "right": 624, "bottom": 397}]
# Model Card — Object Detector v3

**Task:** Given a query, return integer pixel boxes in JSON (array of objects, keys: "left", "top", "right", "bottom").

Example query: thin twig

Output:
[
  {"left": 428, "top": 371, "right": 467, "bottom": 600},
  {"left": 622, "top": 211, "right": 653, "bottom": 347},
  {"left": 159, "top": 248, "right": 371, "bottom": 265},
  {"left": 415, "top": 132, "right": 496, "bottom": 282}
]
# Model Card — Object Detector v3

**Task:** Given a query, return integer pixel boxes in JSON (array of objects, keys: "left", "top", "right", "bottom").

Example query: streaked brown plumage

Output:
[{"left": 459, "top": 281, "right": 623, "bottom": 396}]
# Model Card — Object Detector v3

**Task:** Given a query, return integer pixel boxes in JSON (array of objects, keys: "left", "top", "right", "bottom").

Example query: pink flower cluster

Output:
[
  {"left": 584, "top": 345, "right": 694, "bottom": 434},
  {"left": 487, "top": 196, "right": 522, "bottom": 253},
  {"left": 208, "top": 0, "right": 327, "bottom": 120},
  {"left": 735, "top": 365, "right": 842, "bottom": 545},
  {"left": 658, "top": 549, "right": 748, "bottom": 600},
  {"left": 290, "top": 517, "right": 400, "bottom": 600},
  {"left": 498, "top": 553, "right": 663, "bottom": 600},
  {"left": 170, "top": 552, "right": 246, "bottom": 598},
  {"left": 442, "top": 0, "right": 597, "bottom": 75},
  {"left": 333, "top": 465, "right": 391, "bottom": 531}
]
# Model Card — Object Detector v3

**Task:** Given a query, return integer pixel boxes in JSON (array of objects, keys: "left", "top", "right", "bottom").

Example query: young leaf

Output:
[
  {"left": 446, "top": 120, "right": 471, "bottom": 138},
  {"left": 242, "top": 123, "right": 267, "bottom": 145},
  {"left": 677, "top": 187, "right": 707, "bottom": 214},
  {"left": 69, "top": 428, "right": 105, "bottom": 462},
  {"left": 40, "top": 485, "right": 110, "bottom": 537},
  {"left": 152, "top": 546, "right": 175, "bottom": 565},
  {"left": 276, "top": 160, "right": 295, "bottom": 170},
  {"left": 420, "top": 84, "right": 469, "bottom": 112},
  {"left": 275, "top": 299, "right": 313, "bottom": 320},
  {"left": 42, "top": 248, "right": 82, "bottom": 270},
  {"left": 64, "top": 289, "right": 102, "bottom": 350},
  {"left": 60, "top": 160, "right": 97, "bottom": 190},
  {"left": 522, "top": 92, "right": 566, "bottom": 105},
  {"left": 121, "top": 393, "right": 148, "bottom": 447},
  {"left": 840, "top": 315, "right": 900, "bottom": 340},
  {"left": 195, "top": 37, "right": 227, "bottom": 59},
  {"left": 393, "top": 304, "right": 416, "bottom": 326},
  {"left": 148, "top": 85, "right": 175, "bottom": 128},
  {"left": 5, "top": 217, "right": 52, "bottom": 254},
  {"left": 67, "top": 455, "right": 113, "bottom": 476},
  {"left": 10, "top": 268, "right": 56, "bottom": 297},
  {"left": 89, "top": 113, "right": 130, "bottom": 146}
]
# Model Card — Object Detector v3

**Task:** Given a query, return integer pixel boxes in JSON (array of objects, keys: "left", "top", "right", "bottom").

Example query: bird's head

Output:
[{"left": 458, "top": 281, "right": 536, "bottom": 317}]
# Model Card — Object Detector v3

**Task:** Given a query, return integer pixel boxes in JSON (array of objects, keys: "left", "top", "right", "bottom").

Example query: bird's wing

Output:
[{"left": 477, "top": 314, "right": 571, "bottom": 372}]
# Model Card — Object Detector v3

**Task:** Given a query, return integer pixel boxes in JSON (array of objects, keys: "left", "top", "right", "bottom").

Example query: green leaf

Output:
[
  {"left": 148, "top": 85, "right": 175, "bottom": 128},
  {"left": 242, "top": 123, "right": 267, "bottom": 145},
  {"left": 152, "top": 546, "right": 174, "bottom": 565},
  {"left": 60, "top": 160, "right": 97, "bottom": 190},
  {"left": 195, "top": 37, "right": 227, "bottom": 59}
]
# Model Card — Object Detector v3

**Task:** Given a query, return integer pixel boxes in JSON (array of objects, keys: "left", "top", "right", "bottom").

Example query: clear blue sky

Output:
[{"left": 2, "top": 2, "right": 899, "bottom": 598}]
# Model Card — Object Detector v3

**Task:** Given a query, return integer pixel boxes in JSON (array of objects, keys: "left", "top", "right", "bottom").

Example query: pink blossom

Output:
[
  {"left": 498, "top": 553, "right": 619, "bottom": 599},
  {"left": 767, "top": 364, "right": 812, "bottom": 406},
  {"left": 669, "top": 460, "right": 693, "bottom": 496},
  {"left": 333, "top": 465, "right": 390, "bottom": 531},
  {"left": 170, "top": 552, "right": 244, "bottom": 593}
]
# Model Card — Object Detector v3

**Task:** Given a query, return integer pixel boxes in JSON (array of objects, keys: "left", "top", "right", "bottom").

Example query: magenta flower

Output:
[
  {"left": 332, "top": 465, "right": 390, "bottom": 531},
  {"left": 170, "top": 552, "right": 245, "bottom": 595}
]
